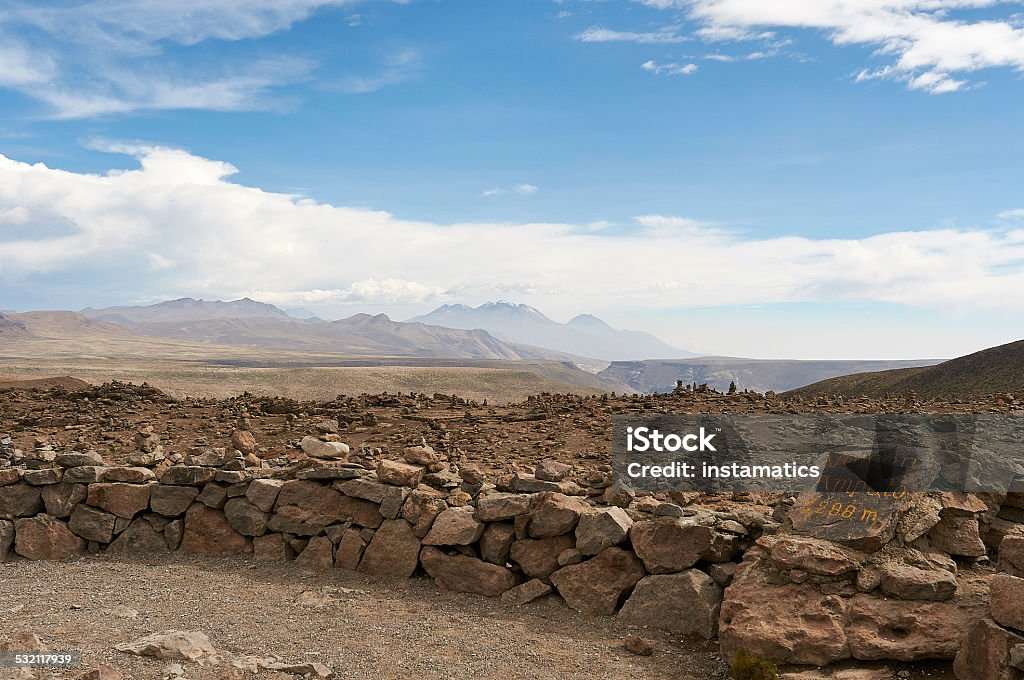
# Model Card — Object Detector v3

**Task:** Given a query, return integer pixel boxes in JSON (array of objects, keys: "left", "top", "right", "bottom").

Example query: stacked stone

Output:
[
  {"left": 5, "top": 436, "right": 1024, "bottom": 668},
  {"left": 718, "top": 490, "right": 1006, "bottom": 666},
  {"left": 952, "top": 494, "right": 1024, "bottom": 680}
]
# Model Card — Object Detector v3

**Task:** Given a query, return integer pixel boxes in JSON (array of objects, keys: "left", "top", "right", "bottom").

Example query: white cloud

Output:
[
  {"left": 616, "top": 0, "right": 1024, "bottom": 93},
  {"left": 335, "top": 49, "right": 423, "bottom": 94},
  {"left": 641, "top": 59, "right": 699, "bottom": 75},
  {"left": 3, "top": 146, "right": 1024, "bottom": 316},
  {"left": 0, "top": 0, "right": 408, "bottom": 117},
  {"left": 482, "top": 183, "right": 540, "bottom": 197},
  {"left": 998, "top": 208, "right": 1024, "bottom": 220},
  {"left": 577, "top": 26, "right": 689, "bottom": 44}
]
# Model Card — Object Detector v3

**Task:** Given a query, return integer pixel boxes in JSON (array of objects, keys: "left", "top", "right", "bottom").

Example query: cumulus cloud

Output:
[
  {"left": 2, "top": 147, "right": 1024, "bottom": 316},
  {"left": 609, "top": 1, "right": 1024, "bottom": 93}
]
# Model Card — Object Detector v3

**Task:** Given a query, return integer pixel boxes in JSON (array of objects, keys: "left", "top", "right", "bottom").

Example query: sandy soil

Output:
[{"left": 0, "top": 553, "right": 728, "bottom": 680}]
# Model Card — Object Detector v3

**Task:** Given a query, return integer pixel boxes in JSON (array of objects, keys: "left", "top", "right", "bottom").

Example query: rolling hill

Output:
[
  {"left": 600, "top": 356, "right": 941, "bottom": 395},
  {"left": 787, "top": 339, "right": 1024, "bottom": 399},
  {"left": 409, "top": 301, "right": 697, "bottom": 360}
]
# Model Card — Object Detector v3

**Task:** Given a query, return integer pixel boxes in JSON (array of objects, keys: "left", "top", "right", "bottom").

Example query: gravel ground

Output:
[{"left": 0, "top": 553, "right": 729, "bottom": 680}]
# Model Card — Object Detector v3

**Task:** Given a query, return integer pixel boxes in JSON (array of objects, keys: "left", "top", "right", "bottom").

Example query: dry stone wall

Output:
[{"left": 3, "top": 430, "right": 1024, "bottom": 675}]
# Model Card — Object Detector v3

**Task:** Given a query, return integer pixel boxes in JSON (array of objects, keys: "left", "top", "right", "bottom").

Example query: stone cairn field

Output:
[{"left": 2, "top": 383, "right": 1024, "bottom": 679}]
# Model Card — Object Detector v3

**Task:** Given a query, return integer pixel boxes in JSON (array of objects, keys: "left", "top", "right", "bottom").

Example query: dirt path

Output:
[{"left": 0, "top": 553, "right": 728, "bottom": 680}]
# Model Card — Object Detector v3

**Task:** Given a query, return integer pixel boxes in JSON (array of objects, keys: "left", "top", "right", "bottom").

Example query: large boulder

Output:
[
  {"left": 334, "top": 527, "right": 368, "bottom": 570},
  {"left": 549, "top": 547, "right": 646, "bottom": 616},
  {"left": 630, "top": 519, "right": 715, "bottom": 574},
  {"left": 335, "top": 478, "right": 407, "bottom": 519},
  {"left": 575, "top": 507, "right": 633, "bottom": 556},
  {"left": 268, "top": 480, "right": 382, "bottom": 535},
  {"left": 357, "top": 519, "right": 421, "bottom": 577},
  {"left": 159, "top": 466, "right": 217, "bottom": 486},
  {"left": 422, "top": 506, "right": 484, "bottom": 546},
  {"left": 179, "top": 503, "right": 250, "bottom": 556},
  {"left": 86, "top": 482, "right": 153, "bottom": 519},
  {"left": 14, "top": 515, "right": 84, "bottom": 560},
  {"left": 619, "top": 570, "right": 723, "bottom": 639},
  {"left": 789, "top": 492, "right": 902, "bottom": 552},
  {"left": 845, "top": 576, "right": 989, "bottom": 660},
  {"left": 295, "top": 535, "right": 335, "bottom": 568},
  {"left": 0, "top": 483, "right": 43, "bottom": 518},
  {"left": 420, "top": 545, "right": 518, "bottom": 596}
]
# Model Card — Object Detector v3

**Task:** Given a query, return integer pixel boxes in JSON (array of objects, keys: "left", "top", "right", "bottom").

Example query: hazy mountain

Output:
[
  {"left": 69, "top": 300, "right": 590, "bottom": 362},
  {"left": 81, "top": 297, "right": 290, "bottom": 324},
  {"left": 409, "top": 301, "right": 696, "bottom": 360},
  {"left": 600, "top": 357, "right": 941, "bottom": 394},
  {"left": 787, "top": 339, "right": 1024, "bottom": 399},
  {"left": 284, "top": 307, "right": 320, "bottom": 320}
]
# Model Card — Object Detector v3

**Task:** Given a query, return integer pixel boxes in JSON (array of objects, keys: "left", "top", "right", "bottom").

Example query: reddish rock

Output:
[
  {"left": 14, "top": 515, "right": 85, "bottom": 560},
  {"left": 479, "top": 522, "right": 516, "bottom": 565},
  {"left": 630, "top": 519, "right": 715, "bottom": 574},
  {"left": 763, "top": 535, "right": 865, "bottom": 576},
  {"left": 223, "top": 497, "right": 269, "bottom": 536},
  {"left": 528, "top": 492, "right": 587, "bottom": 538},
  {"left": 618, "top": 570, "right": 722, "bottom": 639},
  {"left": 991, "top": 574, "right": 1024, "bottom": 633},
  {"left": 475, "top": 492, "right": 534, "bottom": 521},
  {"left": 86, "top": 482, "right": 153, "bottom": 519},
  {"left": 421, "top": 545, "right": 519, "bottom": 596},
  {"left": 253, "top": 533, "right": 292, "bottom": 562},
  {"left": 358, "top": 519, "right": 421, "bottom": 577},
  {"left": 501, "top": 578, "right": 553, "bottom": 606},
  {"left": 107, "top": 517, "right": 172, "bottom": 553},
  {"left": 158, "top": 466, "right": 217, "bottom": 486},
  {"left": 269, "top": 480, "right": 382, "bottom": 535},
  {"left": 41, "top": 482, "right": 87, "bottom": 518},
  {"left": 879, "top": 562, "right": 957, "bottom": 601},
  {"left": 1001, "top": 536, "right": 1024, "bottom": 577},
  {"left": 68, "top": 504, "right": 117, "bottom": 543},
  {"left": 549, "top": 547, "right": 646, "bottom": 616},
  {"left": 149, "top": 485, "right": 200, "bottom": 517},
  {"left": 0, "top": 519, "right": 13, "bottom": 561},
  {"left": 535, "top": 459, "right": 572, "bottom": 482},
  {"left": 179, "top": 503, "right": 250, "bottom": 556},
  {"left": 953, "top": 618, "right": 1024, "bottom": 680},
  {"left": 624, "top": 635, "right": 654, "bottom": 657},
  {"left": 0, "top": 483, "right": 43, "bottom": 518},
  {"left": 928, "top": 517, "right": 986, "bottom": 557},
  {"left": 376, "top": 459, "right": 424, "bottom": 487},
  {"left": 334, "top": 527, "right": 368, "bottom": 570},
  {"left": 245, "top": 479, "right": 285, "bottom": 512},
  {"left": 295, "top": 535, "right": 334, "bottom": 568},
  {"left": 575, "top": 507, "right": 633, "bottom": 555},
  {"left": 845, "top": 577, "right": 989, "bottom": 660},
  {"left": 510, "top": 534, "right": 576, "bottom": 580},
  {"left": 231, "top": 429, "right": 258, "bottom": 455},
  {"left": 422, "top": 506, "right": 484, "bottom": 546},
  {"left": 719, "top": 552, "right": 850, "bottom": 666}
]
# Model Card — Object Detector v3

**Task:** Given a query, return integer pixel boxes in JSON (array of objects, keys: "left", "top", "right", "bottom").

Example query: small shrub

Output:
[{"left": 730, "top": 650, "right": 779, "bottom": 680}]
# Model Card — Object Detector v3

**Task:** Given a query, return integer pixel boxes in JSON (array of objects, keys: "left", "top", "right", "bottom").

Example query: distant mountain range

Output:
[
  {"left": 409, "top": 301, "right": 696, "bottom": 361},
  {"left": 76, "top": 298, "right": 583, "bottom": 362},
  {"left": 787, "top": 339, "right": 1024, "bottom": 398}
]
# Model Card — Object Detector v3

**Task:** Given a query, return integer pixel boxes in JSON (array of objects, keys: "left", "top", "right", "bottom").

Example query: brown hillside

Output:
[{"left": 787, "top": 338, "right": 1024, "bottom": 398}]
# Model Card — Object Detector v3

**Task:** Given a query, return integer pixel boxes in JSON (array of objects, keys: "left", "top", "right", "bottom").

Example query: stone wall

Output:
[{"left": 3, "top": 432, "right": 1023, "bottom": 674}]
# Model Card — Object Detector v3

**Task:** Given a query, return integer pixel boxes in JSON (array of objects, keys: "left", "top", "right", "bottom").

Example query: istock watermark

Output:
[{"left": 611, "top": 413, "right": 1024, "bottom": 494}]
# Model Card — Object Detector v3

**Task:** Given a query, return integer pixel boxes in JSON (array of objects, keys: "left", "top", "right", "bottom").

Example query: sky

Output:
[{"left": 1, "top": 0, "right": 1024, "bottom": 360}]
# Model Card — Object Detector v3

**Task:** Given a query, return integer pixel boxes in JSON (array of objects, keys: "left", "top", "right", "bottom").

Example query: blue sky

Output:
[{"left": 2, "top": 0, "right": 1024, "bottom": 359}]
